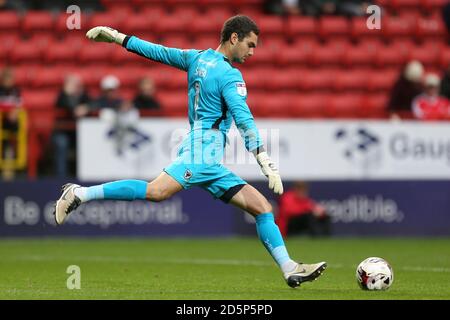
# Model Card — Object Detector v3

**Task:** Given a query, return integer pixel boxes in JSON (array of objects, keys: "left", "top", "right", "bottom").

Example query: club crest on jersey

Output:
[
  {"left": 236, "top": 82, "right": 247, "bottom": 96},
  {"left": 183, "top": 169, "right": 193, "bottom": 181}
]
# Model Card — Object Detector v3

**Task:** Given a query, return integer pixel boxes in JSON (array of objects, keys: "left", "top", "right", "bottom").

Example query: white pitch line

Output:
[{"left": 3, "top": 255, "right": 450, "bottom": 273}]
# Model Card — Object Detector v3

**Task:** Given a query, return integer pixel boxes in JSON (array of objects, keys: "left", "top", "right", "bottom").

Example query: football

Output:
[{"left": 356, "top": 257, "right": 394, "bottom": 290}]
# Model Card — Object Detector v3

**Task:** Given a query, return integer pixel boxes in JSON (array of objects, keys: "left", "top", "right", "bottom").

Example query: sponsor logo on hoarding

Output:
[
  {"left": 320, "top": 195, "right": 404, "bottom": 223},
  {"left": 3, "top": 196, "right": 189, "bottom": 229},
  {"left": 335, "top": 127, "right": 382, "bottom": 171}
]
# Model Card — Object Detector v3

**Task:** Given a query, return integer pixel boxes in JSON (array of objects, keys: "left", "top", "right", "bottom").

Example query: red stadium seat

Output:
[
  {"left": 44, "top": 41, "right": 79, "bottom": 65},
  {"left": 422, "top": 0, "right": 449, "bottom": 11},
  {"left": 161, "top": 35, "right": 192, "bottom": 49},
  {"left": 253, "top": 15, "right": 284, "bottom": 36},
  {"left": 190, "top": 17, "right": 223, "bottom": 36},
  {"left": 78, "top": 42, "right": 113, "bottom": 65},
  {"left": 203, "top": 7, "right": 234, "bottom": 21},
  {"left": 318, "top": 16, "right": 350, "bottom": 41},
  {"left": 131, "top": 0, "right": 166, "bottom": 10},
  {"left": 241, "top": 68, "right": 272, "bottom": 91},
  {"left": 10, "top": 42, "right": 43, "bottom": 64},
  {"left": 343, "top": 43, "right": 378, "bottom": 68},
  {"left": 0, "top": 11, "right": 20, "bottom": 35},
  {"left": 362, "top": 94, "right": 389, "bottom": 118},
  {"left": 288, "top": 94, "right": 326, "bottom": 118},
  {"left": 165, "top": 71, "right": 188, "bottom": 89},
  {"left": 408, "top": 43, "right": 441, "bottom": 68},
  {"left": 31, "top": 68, "right": 66, "bottom": 90},
  {"left": 77, "top": 68, "right": 108, "bottom": 89},
  {"left": 383, "top": 16, "right": 415, "bottom": 40},
  {"left": 367, "top": 70, "right": 399, "bottom": 92},
  {"left": 244, "top": 45, "right": 276, "bottom": 67},
  {"left": 298, "top": 70, "right": 335, "bottom": 92},
  {"left": 121, "top": 14, "right": 153, "bottom": 35},
  {"left": 375, "top": 43, "right": 410, "bottom": 67},
  {"left": 192, "top": 36, "right": 219, "bottom": 50},
  {"left": 87, "top": 12, "right": 125, "bottom": 31},
  {"left": 111, "top": 46, "right": 148, "bottom": 66},
  {"left": 154, "top": 12, "right": 191, "bottom": 35},
  {"left": 333, "top": 70, "right": 370, "bottom": 92},
  {"left": 245, "top": 92, "right": 265, "bottom": 117},
  {"left": 278, "top": 41, "right": 316, "bottom": 67},
  {"left": 267, "top": 69, "right": 302, "bottom": 91},
  {"left": 100, "top": 0, "right": 132, "bottom": 10},
  {"left": 416, "top": 16, "right": 448, "bottom": 42},
  {"left": 310, "top": 41, "right": 348, "bottom": 67},
  {"left": 393, "top": 0, "right": 422, "bottom": 8},
  {"left": 325, "top": 94, "right": 363, "bottom": 118},
  {"left": 21, "top": 11, "right": 54, "bottom": 35},
  {"left": 257, "top": 94, "right": 290, "bottom": 118},
  {"left": 157, "top": 91, "right": 187, "bottom": 117},
  {"left": 286, "top": 17, "right": 317, "bottom": 41},
  {"left": 22, "top": 90, "right": 56, "bottom": 110},
  {"left": 440, "top": 47, "right": 450, "bottom": 68},
  {"left": 14, "top": 66, "right": 39, "bottom": 89},
  {"left": 187, "top": 7, "right": 233, "bottom": 36},
  {"left": 351, "top": 17, "right": 383, "bottom": 41}
]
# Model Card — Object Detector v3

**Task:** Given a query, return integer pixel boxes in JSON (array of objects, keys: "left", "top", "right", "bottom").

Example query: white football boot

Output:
[
  {"left": 284, "top": 261, "right": 327, "bottom": 288},
  {"left": 53, "top": 183, "right": 82, "bottom": 225}
]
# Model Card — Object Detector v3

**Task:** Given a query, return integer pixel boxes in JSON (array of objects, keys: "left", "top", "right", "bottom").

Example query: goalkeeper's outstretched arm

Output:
[{"left": 86, "top": 26, "right": 193, "bottom": 71}]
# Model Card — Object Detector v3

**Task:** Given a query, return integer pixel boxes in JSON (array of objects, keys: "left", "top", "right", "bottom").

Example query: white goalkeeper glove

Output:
[
  {"left": 86, "top": 26, "right": 126, "bottom": 45},
  {"left": 256, "top": 151, "right": 284, "bottom": 195}
]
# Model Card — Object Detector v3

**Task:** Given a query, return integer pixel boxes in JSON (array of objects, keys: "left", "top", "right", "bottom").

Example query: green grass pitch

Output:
[{"left": 0, "top": 237, "right": 449, "bottom": 300}]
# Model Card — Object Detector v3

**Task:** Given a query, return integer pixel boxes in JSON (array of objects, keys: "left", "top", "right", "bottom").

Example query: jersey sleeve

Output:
[
  {"left": 221, "top": 68, "right": 264, "bottom": 152},
  {"left": 123, "top": 36, "right": 198, "bottom": 71}
]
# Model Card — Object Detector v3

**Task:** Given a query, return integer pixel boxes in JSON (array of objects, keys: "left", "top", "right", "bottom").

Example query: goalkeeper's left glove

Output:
[
  {"left": 85, "top": 26, "right": 126, "bottom": 45},
  {"left": 256, "top": 151, "right": 284, "bottom": 195}
]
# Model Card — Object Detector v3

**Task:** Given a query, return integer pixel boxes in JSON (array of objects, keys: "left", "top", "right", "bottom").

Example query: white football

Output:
[{"left": 356, "top": 257, "right": 394, "bottom": 290}]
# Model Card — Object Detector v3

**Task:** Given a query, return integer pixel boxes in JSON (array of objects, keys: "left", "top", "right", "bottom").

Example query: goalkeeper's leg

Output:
[
  {"left": 53, "top": 172, "right": 182, "bottom": 225},
  {"left": 228, "top": 184, "right": 327, "bottom": 288}
]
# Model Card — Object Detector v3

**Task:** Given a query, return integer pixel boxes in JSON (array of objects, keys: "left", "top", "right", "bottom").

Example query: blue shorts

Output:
[{"left": 164, "top": 131, "right": 247, "bottom": 201}]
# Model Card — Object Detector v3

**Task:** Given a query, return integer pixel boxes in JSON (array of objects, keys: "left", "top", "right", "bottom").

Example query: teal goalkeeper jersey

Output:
[{"left": 123, "top": 35, "right": 264, "bottom": 153}]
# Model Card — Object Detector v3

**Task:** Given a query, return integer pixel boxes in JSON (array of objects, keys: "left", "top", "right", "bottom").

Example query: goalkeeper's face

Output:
[{"left": 232, "top": 32, "right": 258, "bottom": 64}]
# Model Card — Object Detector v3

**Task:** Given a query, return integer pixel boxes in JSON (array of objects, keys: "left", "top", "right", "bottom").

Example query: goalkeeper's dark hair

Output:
[{"left": 220, "top": 15, "right": 259, "bottom": 44}]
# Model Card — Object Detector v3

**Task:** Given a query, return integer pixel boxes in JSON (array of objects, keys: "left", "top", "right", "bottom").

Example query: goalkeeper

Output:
[{"left": 53, "top": 15, "right": 326, "bottom": 288}]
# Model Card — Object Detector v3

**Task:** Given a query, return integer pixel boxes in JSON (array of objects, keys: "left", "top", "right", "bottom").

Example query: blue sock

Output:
[
  {"left": 255, "top": 213, "right": 297, "bottom": 273},
  {"left": 76, "top": 180, "right": 148, "bottom": 202}
]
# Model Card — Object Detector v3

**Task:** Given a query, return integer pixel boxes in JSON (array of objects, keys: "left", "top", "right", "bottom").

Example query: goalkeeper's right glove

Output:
[
  {"left": 86, "top": 26, "right": 126, "bottom": 45},
  {"left": 256, "top": 151, "right": 284, "bottom": 195}
]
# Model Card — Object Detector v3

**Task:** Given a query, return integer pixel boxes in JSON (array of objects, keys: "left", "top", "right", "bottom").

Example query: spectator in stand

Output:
[
  {"left": 0, "top": 67, "right": 22, "bottom": 126},
  {"left": 0, "top": 67, "right": 22, "bottom": 180},
  {"left": 91, "top": 75, "right": 124, "bottom": 111},
  {"left": 264, "top": 0, "right": 339, "bottom": 16},
  {"left": 263, "top": 0, "right": 302, "bottom": 15},
  {"left": 440, "top": 63, "right": 450, "bottom": 99},
  {"left": 412, "top": 73, "right": 450, "bottom": 121},
  {"left": 312, "top": 0, "right": 338, "bottom": 16},
  {"left": 387, "top": 60, "right": 424, "bottom": 120},
  {"left": 442, "top": 1, "right": 450, "bottom": 35},
  {"left": 276, "top": 181, "right": 331, "bottom": 238},
  {"left": 94, "top": 75, "right": 143, "bottom": 156},
  {"left": 337, "top": 1, "right": 372, "bottom": 17},
  {"left": 53, "top": 74, "right": 91, "bottom": 177},
  {"left": 132, "top": 77, "right": 161, "bottom": 111},
  {"left": 0, "top": 67, "right": 22, "bottom": 142},
  {"left": 0, "top": 0, "right": 25, "bottom": 11}
]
